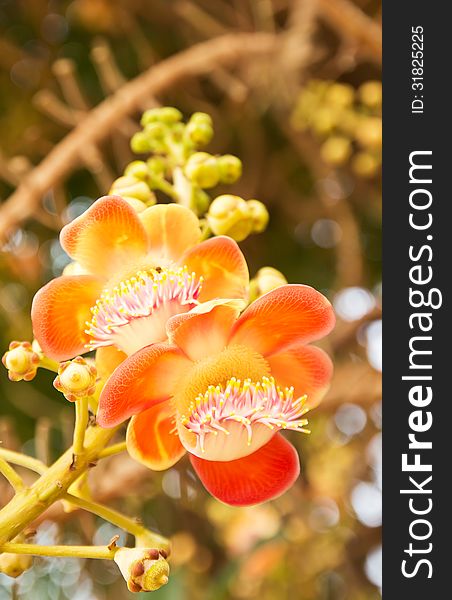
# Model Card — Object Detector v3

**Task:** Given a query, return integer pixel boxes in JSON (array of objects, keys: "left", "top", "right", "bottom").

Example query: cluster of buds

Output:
[
  {"left": 249, "top": 266, "right": 288, "bottom": 301},
  {"left": 292, "top": 79, "right": 382, "bottom": 177},
  {"left": 2, "top": 341, "right": 40, "bottom": 382},
  {"left": 114, "top": 547, "right": 170, "bottom": 593},
  {"left": 53, "top": 356, "right": 97, "bottom": 402},
  {"left": 207, "top": 195, "right": 269, "bottom": 242}
]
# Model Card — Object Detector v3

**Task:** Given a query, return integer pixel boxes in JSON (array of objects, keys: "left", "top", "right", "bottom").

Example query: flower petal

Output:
[
  {"left": 181, "top": 236, "right": 249, "bottom": 302},
  {"left": 31, "top": 275, "right": 103, "bottom": 362},
  {"left": 127, "top": 402, "right": 186, "bottom": 471},
  {"left": 140, "top": 204, "right": 201, "bottom": 262},
  {"left": 190, "top": 434, "right": 300, "bottom": 506},
  {"left": 268, "top": 344, "right": 333, "bottom": 408},
  {"left": 166, "top": 299, "right": 245, "bottom": 362},
  {"left": 97, "top": 343, "right": 192, "bottom": 428},
  {"left": 60, "top": 195, "right": 149, "bottom": 277},
  {"left": 229, "top": 284, "right": 335, "bottom": 356},
  {"left": 95, "top": 346, "right": 127, "bottom": 381}
]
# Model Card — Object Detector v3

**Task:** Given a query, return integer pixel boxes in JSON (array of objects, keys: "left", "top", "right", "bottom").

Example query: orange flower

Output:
[
  {"left": 97, "top": 285, "right": 335, "bottom": 506},
  {"left": 31, "top": 196, "right": 249, "bottom": 361}
]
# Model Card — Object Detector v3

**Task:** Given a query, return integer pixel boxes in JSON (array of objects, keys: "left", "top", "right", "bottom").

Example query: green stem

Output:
[
  {"left": 0, "top": 542, "right": 118, "bottom": 560},
  {"left": 97, "top": 441, "right": 127, "bottom": 459},
  {"left": 0, "top": 424, "right": 117, "bottom": 545},
  {"left": 0, "top": 449, "right": 47, "bottom": 475},
  {"left": 73, "top": 397, "right": 89, "bottom": 458},
  {"left": 0, "top": 457, "right": 25, "bottom": 492},
  {"left": 64, "top": 494, "right": 169, "bottom": 552}
]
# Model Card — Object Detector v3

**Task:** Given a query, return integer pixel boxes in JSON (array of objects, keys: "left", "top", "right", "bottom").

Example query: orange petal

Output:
[
  {"left": 229, "top": 284, "right": 335, "bottom": 356},
  {"left": 166, "top": 299, "right": 244, "bottom": 361},
  {"left": 95, "top": 346, "right": 127, "bottom": 381},
  {"left": 31, "top": 275, "right": 103, "bottom": 362},
  {"left": 97, "top": 343, "right": 192, "bottom": 427},
  {"left": 190, "top": 434, "right": 300, "bottom": 506},
  {"left": 60, "top": 195, "right": 149, "bottom": 278},
  {"left": 139, "top": 204, "right": 201, "bottom": 262},
  {"left": 268, "top": 344, "right": 333, "bottom": 409},
  {"left": 127, "top": 402, "right": 186, "bottom": 471},
  {"left": 181, "top": 236, "right": 249, "bottom": 303}
]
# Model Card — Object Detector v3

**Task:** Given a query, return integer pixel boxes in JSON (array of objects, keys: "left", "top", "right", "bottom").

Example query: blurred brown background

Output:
[{"left": 0, "top": 1, "right": 381, "bottom": 598}]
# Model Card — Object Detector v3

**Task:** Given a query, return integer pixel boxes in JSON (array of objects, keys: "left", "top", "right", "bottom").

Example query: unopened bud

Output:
[
  {"left": 217, "top": 154, "right": 242, "bottom": 184},
  {"left": 358, "top": 81, "right": 382, "bottom": 109},
  {"left": 320, "top": 136, "right": 352, "bottom": 166},
  {"left": 190, "top": 112, "right": 212, "bottom": 126},
  {"left": 247, "top": 200, "right": 269, "bottom": 233},
  {"left": 147, "top": 157, "right": 166, "bottom": 179},
  {"left": 141, "top": 107, "right": 182, "bottom": 126},
  {"left": 207, "top": 194, "right": 252, "bottom": 242},
  {"left": 250, "top": 267, "right": 287, "bottom": 301},
  {"left": 114, "top": 547, "right": 170, "bottom": 593},
  {"left": 131, "top": 132, "right": 152, "bottom": 154},
  {"left": 185, "top": 153, "right": 219, "bottom": 188},
  {"left": 53, "top": 356, "right": 97, "bottom": 402},
  {"left": 124, "top": 161, "right": 149, "bottom": 180},
  {"left": 110, "top": 176, "right": 155, "bottom": 207},
  {"left": 2, "top": 341, "right": 39, "bottom": 382},
  {"left": 185, "top": 120, "right": 213, "bottom": 147},
  {"left": 0, "top": 551, "right": 33, "bottom": 578}
]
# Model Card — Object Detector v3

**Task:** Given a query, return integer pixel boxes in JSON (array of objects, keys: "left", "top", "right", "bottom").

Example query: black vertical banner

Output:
[{"left": 383, "top": 1, "right": 452, "bottom": 595}]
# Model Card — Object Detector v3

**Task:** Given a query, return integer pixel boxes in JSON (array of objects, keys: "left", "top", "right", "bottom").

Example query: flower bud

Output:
[
  {"left": 192, "top": 188, "right": 211, "bottom": 216},
  {"left": 325, "top": 83, "right": 355, "bottom": 108},
  {"left": 0, "top": 551, "right": 33, "bottom": 578},
  {"left": 247, "top": 200, "right": 269, "bottom": 233},
  {"left": 141, "top": 107, "right": 183, "bottom": 126},
  {"left": 207, "top": 195, "right": 253, "bottom": 242},
  {"left": 124, "top": 161, "right": 149, "bottom": 180},
  {"left": 185, "top": 120, "right": 213, "bottom": 147},
  {"left": 147, "top": 157, "right": 167, "bottom": 178},
  {"left": 217, "top": 154, "right": 242, "bottom": 184},
  {"left": 53, "top": 356, "right": 97, "bottom": 402},
  {"left": 114, "top": 547, "right": 170, "bottom": 593},
  {"left": 190, "top": 112, "right": 212, "bottom": 126},
  {"left": 184, "top": 153, "right": 220, "bottom": 188},
  {"left": 2, "top": 341, "right": 39, "bottom": 382},
  {"left": 250, "top": 267, "right": 288, "bottom": 301},
  {"left": 358, "top": 81, "right": 382, "bottom": 109},
  {"left": 109, "top": 176, "right": 155, "bottom": 208},
  {"left": 320, "top": 136, "right": 352, "bottom": 166},
  {"left": 130, "top": 132, "right": 152, "bottom": 154}
]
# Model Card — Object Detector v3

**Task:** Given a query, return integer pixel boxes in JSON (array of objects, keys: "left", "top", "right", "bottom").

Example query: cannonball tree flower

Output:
[
  {"left": 31, "top": 195, "right": 249, "bottom": 361},
  {"left": 97, "top": 285, "right": 335, "bottom": 506}
]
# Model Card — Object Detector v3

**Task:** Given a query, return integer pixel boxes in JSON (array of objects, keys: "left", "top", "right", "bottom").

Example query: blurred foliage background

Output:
[{"left": 0, "top": 0, "right": 381, "bottom": 598}]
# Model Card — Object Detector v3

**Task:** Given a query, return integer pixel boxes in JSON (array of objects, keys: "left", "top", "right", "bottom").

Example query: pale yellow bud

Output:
[
  {"left": 184, "top": 152, "right": 220, "bottom": 188},
  {"left": 53, "top": 356, "right": 97, "bottom": 402},
  {"left": 2, "top": 341, "right": 39, "bottom": 382},
  {"left": 358, "top": 81, "right": 382, "bottom": 109},
  {"left": 320, "top": 136, "right": 352, "bottom": 166},
  {"left": 247, "top": 200, "right": 269, "bottom": 233},
  {"left": 207, "top": 195, "right": 253, "bottom": 242},
  {"left": 114, "top": 547, "right": 170, "bottom": 593},
  {"left": 217, "top": 154, "right": 242, "bottom": 184},
  {"left": 0, "top": 551, "right": 33, "bottom": 578},
  {"left": 250, "top": 267, "right": 288, "bottom": 300},
  {"left": 124, "top": 161, "right": 149, "bottom": 180},
  {"left": 110, "top": 176, "right": 155, "bottom": 205}
]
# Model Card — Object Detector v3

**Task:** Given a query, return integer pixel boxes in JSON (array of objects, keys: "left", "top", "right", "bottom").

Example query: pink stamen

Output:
[
  {"left": 85, "top": 267, "right": 203, "bottom": 352},
  {"left": 181, "top": 376, "right": 310, "bottom": 454}
]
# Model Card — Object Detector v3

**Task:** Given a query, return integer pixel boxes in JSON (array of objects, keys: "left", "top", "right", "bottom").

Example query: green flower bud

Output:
[
  {"left": 143, "top": 122, "right": 166, "bottom": 141},
  {"left": 247, "top": 199, "right": 269, "bottom": 233},
  {"left": 192, "top": 188, "right": 211, "bottom": 215},
  {"left": 207, "top": 194, "right": 253, "bottom": 242},
  {"left": 124, "top": 161, "right": 149, "bottom": 180},
  {"left": 249, "top": 267, "right": 288, "bottom": 301},
  {"left": 131, "top": 132, "right": 152, "bottom": 154},
  {"left": 185, "top": 152, "right": 220, "bottom": 188},
  {"left": 114, "top": 547, "right": 170, "bottom": 593},
  {"left": 320, "top": 136, "right": 352, "bottom": 166},
  {"left": 217, "top": 154, "right": 242, "bottom": 184},
  {"left": 185, "top": 121, "right": 213, "bottom": 147},
  {"left": 141, "top": 107, "right": 183, "bottom": 126},
  {"left": 190, "top": 112, "right": 213, "bottom": 126},
  {"left": 147, "top": 157, "right": 167, "bottom": 178}
]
